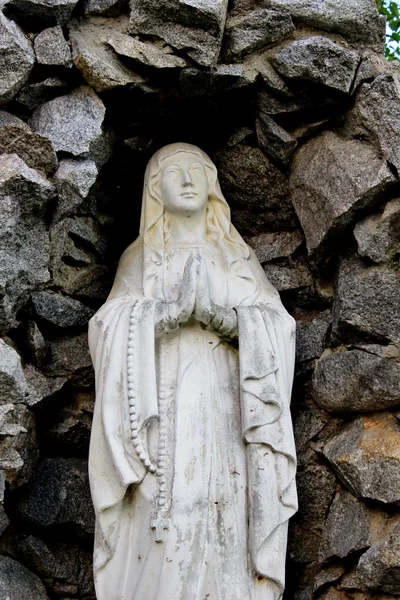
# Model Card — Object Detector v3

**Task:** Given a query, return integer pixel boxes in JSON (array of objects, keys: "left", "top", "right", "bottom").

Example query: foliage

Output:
[{"left": 377, "top": 0, "right": 400, "bottom": 60}]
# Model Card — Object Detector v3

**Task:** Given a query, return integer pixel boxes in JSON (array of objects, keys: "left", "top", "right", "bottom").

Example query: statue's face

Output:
[{"left": 160, "top": 152, "right": 209, "bottom": 215}]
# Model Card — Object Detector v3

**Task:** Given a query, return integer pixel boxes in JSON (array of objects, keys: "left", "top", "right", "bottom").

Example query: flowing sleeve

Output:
[
  {"left": 235, "top": 248, "right": 298, "bottom": 599},
  {"left": 88, "top": 243, "right": 159, "bottom": 572}
]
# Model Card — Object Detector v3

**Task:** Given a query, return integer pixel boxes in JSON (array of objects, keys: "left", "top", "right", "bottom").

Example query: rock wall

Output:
[{"left": 0, "top": 0, "right": 399, "bottom": 598}]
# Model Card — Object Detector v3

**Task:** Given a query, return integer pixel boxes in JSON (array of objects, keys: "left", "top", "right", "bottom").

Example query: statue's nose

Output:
[{"left": 182, "top": 169, "right": 193, "bottom": 187}]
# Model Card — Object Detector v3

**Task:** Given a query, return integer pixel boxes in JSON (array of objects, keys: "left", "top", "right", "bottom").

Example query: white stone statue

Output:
[{"left": 88, "top": 143, "right": 297, "bottom": 600}]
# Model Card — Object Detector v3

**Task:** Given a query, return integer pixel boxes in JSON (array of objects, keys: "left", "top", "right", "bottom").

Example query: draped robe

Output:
[{"left": 88, "top": 238, "right": 297, "bottom": 600}]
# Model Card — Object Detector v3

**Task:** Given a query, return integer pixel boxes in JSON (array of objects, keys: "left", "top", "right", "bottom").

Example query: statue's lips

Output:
[{"left": 180, "top": 192, "right": 197, "bottom": 198}]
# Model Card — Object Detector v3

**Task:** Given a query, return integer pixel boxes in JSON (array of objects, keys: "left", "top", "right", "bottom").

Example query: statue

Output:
[{"left": 88, "top": 143, "right": 297, "bottom": 600}]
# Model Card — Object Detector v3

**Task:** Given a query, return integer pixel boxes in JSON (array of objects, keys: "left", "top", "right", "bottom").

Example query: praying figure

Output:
[{"left": 88, "top": 143, "right": 297, "bottom": 600}]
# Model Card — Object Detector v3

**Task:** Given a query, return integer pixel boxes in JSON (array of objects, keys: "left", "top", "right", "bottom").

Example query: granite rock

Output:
[
  {"left": 0, "top": 402, "right": 38, "bottom": 489},
  {"left": 29, "top": 292, "right": 94, "bottom": 329},
  {"left": 46, "top": 390, "right": 94, "bottom": 455},
  {"left": 271, "top": 37, "right": 360, "bottom": 94},
  {"left": 312, "top": 347, "right": 400, "bottom": 413},
  {"left": 224, "top": 9, "right": 294, "bottom": 60},
  {"left": 246, "top": 230, "right": 303, "bottom": 264},
  {"left": 30, "top": 87, "right": 110, "bottom": 167},
  {"left": 0, "top": 340, "right": 28, "bottom": 404},
  {"left": 256, "top": 111, "right": 297, "bottom": 166},
  {"left": 323, "top": 413, "right": 400, "bottom": 504},
  {"left": 354, "top": 199, "right": 400, "bottom": 263},
  {"left": 54, "top": 158, "right": 98, "bottom": 220},
  {"left": 16, "top": 77, "right": 69, "bottom": 111},
  {"left": 290, "top": 131, "right": 396, "bottom": 257},
  {"left": 356, "top": 525, "right": 400, "bottom": 594},
  {"left": 70, "top": 17, "right": 148, "bottom": 93},
  {"left": 6, "top": 0, "right": 78, "bottom": 27},
  {"left": 46, "top": 333, "right": 93, "bottom": 386},
  {"left": 129, "top": 0, "right": 229, "bottom": 67},
  {"left": 213, "top": 145, "right": 297, "bottom": 235},
  {"left": 84, "top": 0, "right": 123, "bottom": 16},
  {"left": 18, "top": 320, "right": 49, "bottom": 368},
  {"left": 0, "top": 154, "right": 55, "bottom": 331},
  {"left": 17, "top": 457, "right": 95, "bottom": 535},
  {"left": 320, "top": 490, "right": 371, "bottom": 562},
  {"left": 34, "top": 26, "right": 72, "bottom": 67},
  {"left": 263, "top": 0, "right": 385, "bottom": 53},
  {"left": 0, "top": 111, "right": 58, "bottom": 176},
  {"left": 263, "top": 260, "right": 313, "bottom": 292},
  {"left": 107, "top": 32, "right": 186, "bottom": 69},
  {"left": 0, "top": 556, "right": 49, "bottom": 600},
  {"left": 332, "top": 255, "right": 400, "bottom": 344},
  {"left": 180, "top": 65, "right": 255, "bottom": 96},
  {"left": 0, "top": 12, "right": 35, "bottom": 104},
  {"left": 296, "top": 310, "right": 331, "bottom": 363}
]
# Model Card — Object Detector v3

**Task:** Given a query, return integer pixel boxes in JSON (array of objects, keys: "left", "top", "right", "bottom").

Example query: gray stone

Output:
[
  {"left": 320, "top": 490, "right": 371, "bottom": 562},
  {"left": 332, "top": 255, "right": 400, "bottom": 344},
  {"left": 352, "top": 74, "right": 400, "bottom": 175},
  {"left": 34, "top": 26, "right": 72, "bottom": 67},
  {"left": 312, "top": 347, "right": 400, "bottom": 413},
  {"left": 0, "top": 403, "right": 38, "bottom": 489},
  {"left": 54, "top": 158, "right": 98, "bottom": 221},
  {"left": 180, "top": 65, "right": 255, "bottom": 96},
  {"left": 0, "top": 556, "right": 49, "bottom": 600},
  {"left": 0, "top": 504, "right": 9, "bottom": 536},
  {"left": 213, "top": 145, "right": 297, "bottom": 235},
  {"left": 271, "top": 36, "right": 360, "bottom": 94},
  {"left": 0, "top": 111, "right": 58, "bottom": 176},
  {"left": 263, "top": 0, "right": 385, "bottom": 53},
  {"left": 6, "top": 0, "right": 78, "bottom": 26},
  {"left": 258, "top": 81, "right": 339, "bottom": 115},
  {"left": 84, "top": 0, "right": 123, "bottom": 16},
  {"left": 30, "top": 292, "right": 94, "bottom": 328},
  {"left": 257, "top": 59, "right": 291, "bottom": 95},
  {"left": 224, "top": 9, "right": 294, "bottom": 60},
  {"left": 314, "top": 565, "right": 346, "bottom": 594},
  {"left": 351, "top": 51, "right": 388, "bottom": 93},
  {"left": 323, "top": 413, "right": 400, "bottom": 504},
  {"left": 18, "top": 320, "right": 49, "bottom": 368},
  {"left": 129, "top": 0, "right": 229, "bottom": 67},
  {"left": 354, "top": 199, "right": 400, "bottom": 263},
  {"left": 0, "top": 340, "right": 27, "bottom": 404},
  {"left": 70, "top": 17, "right": 148, "bottom": 93},
  {"left": 23, "top": 364, "right": 66, "bottom": 407},
  {"left": 293, "top": 406, "right": 328, "bottom": 453},
  {"left": 256, "top": 111, "right": 297, "bottom": 166},
  {"left": 290, "top": 131, "right": 396, "bottom": 257},
  {"left": 30, "top": 87, "right": 110, "bottom": 167},
  {"left": 46, "top": 389, "right": 94, "bottom": 455},
  {"left": 246, "top": 230, "right": 303, "bottom": 264},
  {"left": 17, "top": 457, "right": 94, "bottom": 535},
  {"left": 0, "top": 154, "right": 55, "bottom": 331},
  {"left": 18, "top": 536, "right": 94, "bottom": 598},
  {"left": 46, "top": 333, "right": 93, "bottom": 385},
  {"left": 107, "top": 33, "right": 186, "bottom": 69},
  {"left": 263, "top": 261, "right": 313, "bottom": 292},
  {"left": 16, "top": 77, "right": 69, "bottom": 111},
  {"left": 356, "top": 525, "right": 400, "bottom": 594},
  {"left": 296, "top": 310, "right": 331, "bottom": 363},
  {"left": 0, "top": 12, "right": 35, "bottom": 104}
]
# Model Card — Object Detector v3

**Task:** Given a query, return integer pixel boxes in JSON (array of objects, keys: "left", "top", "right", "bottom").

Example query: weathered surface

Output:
[
  {"left": 6, "top": 0, "right": 78, "bottom": 26},
  {"left": 0, "top": 154, "right": 55, "bottom": 331},
  {"left": 17, "top": 457, "right": 95, "bottom": 534},
  {"left": 0, "top": 402, "right": 38, "bottom": 488},
  {"left": 180, "top": 65, "right": 255, "bottom": 96},
  {"left": 54, "top": 158, "right": 98, "bottom": 220},
  {"left": 319, "top": 490, "right": 371, "bottom": 562},
  {"left": 0, "top": 340, "right": 28, "bottom": 404},
  {"left": 107, "top": 32, "right": 186, "bottom": 68},
  {"left": 290, "top": 131, "right": 396, "bottom": 257},
  {"left": 46, "top": 389, "right": 93, "bottom": 455},
  {"left": 225, "top": 9, "right": 294, "bottom": 59},
  {"left": 16, "top": 76, "right": 69, "bottom": 111},
  {"left": 46, "top": 333, "right": 93, "bottom": 383},
  {"left": 213, "top": 145, "right": 297, "bottom": 235},
  {"left": 332, "top": 255, "right": 400, "bottom": 344},
  {"left": 30, "top": 87, "right": 110, "bottom": 166},
  {"left": 263, "top": 0, "right": 385, "bottom": 52},
  {"left": 70, "top": 17, "right": 148, "bottom": 93},
  {"left": 0, "top": 12, "right": 35, "bottom": 104},
  {"left": 356, "top": 525, "right": 400, "bottom": 594},
  {"left": 296, "top": 310, "right": 331, "bottom": 363},
  {"left": 271, "top": 37, "right": 360, "bottom": 94},
  {"left": 0, "top": 556, "right": 49, "bottom": 600},
  {"left": 34, "top": 26, "right": 72, "bottom": 67},
  {"left": 246, "top": 230, "right": 303, "bottom": 264},
  {"left": 84, "top": 0, "right": 122, "bottom": 16},
  {"left": 263, "top": 260, "right": 313, "bottom": 292},
  {"left": 29, "top": 292, "right": 94, "bottom": 328},
  {"left": 354, "top": 199, "right": 400, "bottom": 263},
  {"left": 312, "top": 346, "right": 400, "bottom": 413},
  {"left": 129, "top": 0, "right": 229, "bottom": 67},
  {"left": 0, "top": 111, "right": 58, "bottom": 176},
  {"left": 323, "top": 413, "right": 400, "bottom": 504},
  {"left": 256, "top": 111, "right": 298, "bottom": 166}
]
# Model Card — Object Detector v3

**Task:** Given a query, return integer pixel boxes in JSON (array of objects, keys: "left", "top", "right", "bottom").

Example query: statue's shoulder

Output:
[
  {"left": 107, "top": 239, "right": 143, "bottom": 300},
  {"left": 118, "top": 239, "right": 143, "bottom": 272}
]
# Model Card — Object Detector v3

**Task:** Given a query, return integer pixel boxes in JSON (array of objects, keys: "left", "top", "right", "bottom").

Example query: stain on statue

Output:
[{"left": 88, "top": 143, "right": 297, "bottom": 600}]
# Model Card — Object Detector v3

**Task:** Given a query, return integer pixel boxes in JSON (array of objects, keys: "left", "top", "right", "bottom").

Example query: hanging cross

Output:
[{"left": 151, "top": 514, "right": 169, "bottom": 543}]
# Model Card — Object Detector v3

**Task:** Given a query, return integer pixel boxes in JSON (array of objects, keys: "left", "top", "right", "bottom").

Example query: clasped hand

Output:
[{"left": 155, "top": 251, "right": 237, "bottom": 339}]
